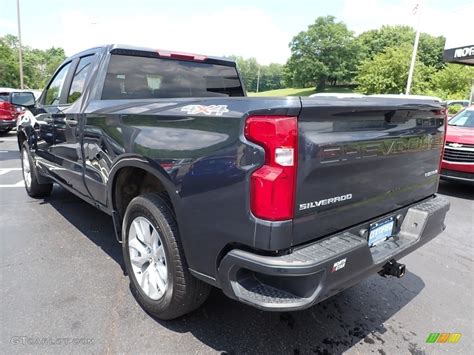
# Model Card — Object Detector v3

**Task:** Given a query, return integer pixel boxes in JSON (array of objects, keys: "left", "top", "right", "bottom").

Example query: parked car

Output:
[
  {"left": 0, "top": 88, "right": 42, "bottom": 133},
  {"left": 15, "top": 44, "right": 450, "bottom": 320},
  {"left": 445, "top": 100, "right": 470, "bottom": 117},
  {"left": 444, "top": 100, "right": 470, "bottom": 109},
  {"left": 440, "top": 106, "right": 474, "bottom": 183},
  {"left": 0, "top": 90, "right": 24, "bottom": 133}
]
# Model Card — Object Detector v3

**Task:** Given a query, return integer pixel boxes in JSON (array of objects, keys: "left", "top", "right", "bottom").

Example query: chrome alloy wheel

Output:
[
  {"left": 22, "top": 149, "right": 32, "bottom": 189},
  {"left": 128, "top": 216, "right": 168, "bottom": 300}
]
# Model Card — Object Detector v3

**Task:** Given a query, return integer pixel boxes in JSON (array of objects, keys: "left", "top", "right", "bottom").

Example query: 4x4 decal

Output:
[{"left": 181, "top": 105, "right": 229, "bottom": 116}]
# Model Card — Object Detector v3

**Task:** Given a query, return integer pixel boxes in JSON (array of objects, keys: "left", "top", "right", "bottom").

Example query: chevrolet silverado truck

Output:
[{"left": 14, "top": 44, "right": 450, "bottom": 320}]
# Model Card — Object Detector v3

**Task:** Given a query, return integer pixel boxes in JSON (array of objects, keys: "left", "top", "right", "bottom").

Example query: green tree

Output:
[
  {"left": 285, "top": 16, "right": 360, "bottom": 90},
  {"left": 0, "top": 34, "right": 66, "bottom": 89},
  {"left": 418, "top": 32, "right": 445, "bottom": 70},
  {"left": 259, "top": 63, "right": 284, "bottom": 91},
  {"left": 426, "top": 64, "right": 474, "bottom": 99},
  {"left": 231, "top": 56, "right": 259, "bottom": 92},
  {"left": 2, "top": 34, "right": 20, "bottom": 49},
  {"left": 230, "top": 56, "right": 284, "bottom": 92},
  {"left": 356, "top": 25, "right": 445, "bottom": 69},
  {"left": 0, "top": 37, "right": 20, "bottom": 87},
  {"left": 355, "top": 44, "right": 434, "bottom": 95},
  {"left": 357, "top": 25, "right": 413, "bottom": 59}
]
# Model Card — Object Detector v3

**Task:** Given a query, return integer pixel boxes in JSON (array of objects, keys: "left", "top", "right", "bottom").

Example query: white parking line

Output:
[
  {"left": 0, "top": 168, "right": 22, "bottom": 176},
  {"left": 0, "top": 180, "right": 24, "bottom": 188},
  {"left": 0, "top": 168, "right": 24, "bottom": 187},
  {"left": 0, "top": 138, "right": 17, "bottom": 141}
]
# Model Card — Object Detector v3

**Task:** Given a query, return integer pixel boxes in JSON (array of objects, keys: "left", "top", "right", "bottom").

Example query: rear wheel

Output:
[
  {"left": 122, "top": 193, "right": 211, "bottom": 320},
  {"left": 21, "top": 142, "right": 53, "bottom": 198}
]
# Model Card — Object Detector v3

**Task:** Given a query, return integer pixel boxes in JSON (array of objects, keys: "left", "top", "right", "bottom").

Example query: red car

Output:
[
  {"left": 0, "top": 90, "right": 22, "bottom": 133},
  {"left": 440, "top": 106, "right": 474, "bottom": 183}
]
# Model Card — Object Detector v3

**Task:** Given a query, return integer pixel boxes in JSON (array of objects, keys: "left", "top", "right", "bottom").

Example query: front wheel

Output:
[
  {"left": 21, "top": 142, "right": 53, "bottom": 198},
  {"left": 122, "top": 193, "right": 211, "bottom": 320}
]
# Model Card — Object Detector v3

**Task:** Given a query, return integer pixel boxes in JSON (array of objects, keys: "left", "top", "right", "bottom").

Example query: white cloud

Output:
[
  {"left": 441, "top": 2, "right": 474, "bottom": 48},
  {"left": 341, "top": 0, "right": 419, "bottom": 32},
  {"left": 5, "top": 1, "right": 471, "bottom": 65},
  {"left": 0, "top": 18, "right": 16, "bottom": 34},
  {"left": 28, "top": 7, "right": 292, "bottom": 64},
  {"left": 341, "top": 0, "right": 474, "bottom": 48}
]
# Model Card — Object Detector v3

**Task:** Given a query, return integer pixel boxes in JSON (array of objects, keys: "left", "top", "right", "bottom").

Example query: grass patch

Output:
[{"left": 248, "top": 86, "right": 354, "bottom": 97}]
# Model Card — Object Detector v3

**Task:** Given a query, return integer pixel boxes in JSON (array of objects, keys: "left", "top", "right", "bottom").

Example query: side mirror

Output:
[{"left": 10, "top": 91, "right": 36, "bottom": 107}]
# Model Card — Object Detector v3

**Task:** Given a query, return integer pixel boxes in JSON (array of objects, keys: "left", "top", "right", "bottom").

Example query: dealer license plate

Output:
[{"left": 368, "top": 216, "right": 394, "bottom": 247}]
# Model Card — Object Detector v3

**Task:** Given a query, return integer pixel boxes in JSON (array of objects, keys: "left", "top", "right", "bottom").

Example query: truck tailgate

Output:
[{"left": 293, "top": 97, "right": 446, "bottom": 246}]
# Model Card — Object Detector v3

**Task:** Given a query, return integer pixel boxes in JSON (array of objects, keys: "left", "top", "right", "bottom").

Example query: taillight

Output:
[
  {"left": 0, "top": 101, "right": 15, "bottom": 119},
  {"left": 0, "top": 102, "right": 11, "bottom": 109},
  {"left": 244, "top": 116, "right": 298, "bottom": 221}
]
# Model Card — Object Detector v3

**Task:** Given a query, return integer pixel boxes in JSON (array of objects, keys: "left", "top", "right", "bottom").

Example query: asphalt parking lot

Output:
[{"left": 0, "top": 130, "right": 472, "bottom": 354}]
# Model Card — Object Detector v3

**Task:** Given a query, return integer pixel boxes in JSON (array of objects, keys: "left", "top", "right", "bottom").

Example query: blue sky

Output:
[{"left": 1, "top": 0, "right": 472, "bottom": 64}]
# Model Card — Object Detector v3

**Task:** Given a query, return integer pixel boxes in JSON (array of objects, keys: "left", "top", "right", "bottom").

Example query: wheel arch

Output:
[
  {"left": 17, "top": 127, "right": 28, "bottom": 151},
  {"left": 107, "top": 155, "right": 181, "bottom": 242}
]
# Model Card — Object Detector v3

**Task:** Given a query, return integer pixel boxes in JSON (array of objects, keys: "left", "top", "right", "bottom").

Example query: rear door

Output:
[{"left": 293, "top": 97, "right": 445, "bottom": 245}]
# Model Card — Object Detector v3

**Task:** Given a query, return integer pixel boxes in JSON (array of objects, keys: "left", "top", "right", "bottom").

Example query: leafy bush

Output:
[
  {"left": 0, "top": 34, "right": 66, "bottom": 89},
  {"left": 425, "top": 64, "right": 474, "bottom": 100},
  {"left": 355, "top": 45, "right": 434, "bottom": 95},
  {"left": 448, "top": 105, "right": 463, "bottom": 115}
]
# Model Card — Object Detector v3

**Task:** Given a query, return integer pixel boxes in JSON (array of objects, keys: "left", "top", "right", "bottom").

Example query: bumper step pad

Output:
[{"left": 238, "top": 282, "right": 301, "bottom": 305}]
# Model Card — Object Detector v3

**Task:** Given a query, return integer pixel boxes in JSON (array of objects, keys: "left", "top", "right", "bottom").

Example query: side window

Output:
[
  {"left": 44, "top": 62, "right": 71, "bottom": 106},
  {"left": 67, "top": 55, "right": 94, "bottom": 104}
]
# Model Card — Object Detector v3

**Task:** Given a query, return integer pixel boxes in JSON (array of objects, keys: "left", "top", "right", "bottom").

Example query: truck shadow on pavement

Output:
[
  {"left": 161, "top": 272, "right": 425, "bottom": 354},
  {"left": 45, "top": 186, "right": 426, "bottom": 354},
  {"left": 438, "top": 180, "right": 474, "bottom": 200},
  {"left": 43, "top": 186, "right": 125, "bottom": 269}
]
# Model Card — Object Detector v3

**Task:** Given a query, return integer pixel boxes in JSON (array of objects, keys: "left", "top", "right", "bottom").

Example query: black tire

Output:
[
  {"left": 21, "top": 142, "right": 53, "bottom": 198},
  {"left": 122, "top": 193, "right": 211, "bottom": 320}
]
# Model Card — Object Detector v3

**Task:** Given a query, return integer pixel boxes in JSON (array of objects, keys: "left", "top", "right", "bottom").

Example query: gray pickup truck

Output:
[{"left": 14, "top": 44, "right": 450, "bottom": 319}]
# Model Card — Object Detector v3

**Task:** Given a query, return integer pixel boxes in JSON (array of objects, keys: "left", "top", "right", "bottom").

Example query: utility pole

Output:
[
  {"left": 405, "top": 1, "right": 422, "bottom": 95},
  {"left": 16, "top": 0, "right": 24, "bottom": 89}
]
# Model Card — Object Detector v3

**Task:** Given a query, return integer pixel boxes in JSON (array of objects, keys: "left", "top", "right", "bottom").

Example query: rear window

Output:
[
  {"left": 0, "top": 93, "right": 9, "bottom": 102},
  {"left": 102, "top": 54, "right": 244, "bottom": 100}
]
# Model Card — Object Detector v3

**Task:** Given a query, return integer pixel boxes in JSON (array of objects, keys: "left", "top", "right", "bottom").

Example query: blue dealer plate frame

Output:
[{"left": 368, "top": 216, "right": 395, "bottom": 247}]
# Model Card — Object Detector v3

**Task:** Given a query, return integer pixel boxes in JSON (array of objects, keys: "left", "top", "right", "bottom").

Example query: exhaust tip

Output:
[{"left": 379, "top": 259, "right": 406, "bottom": 278}]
